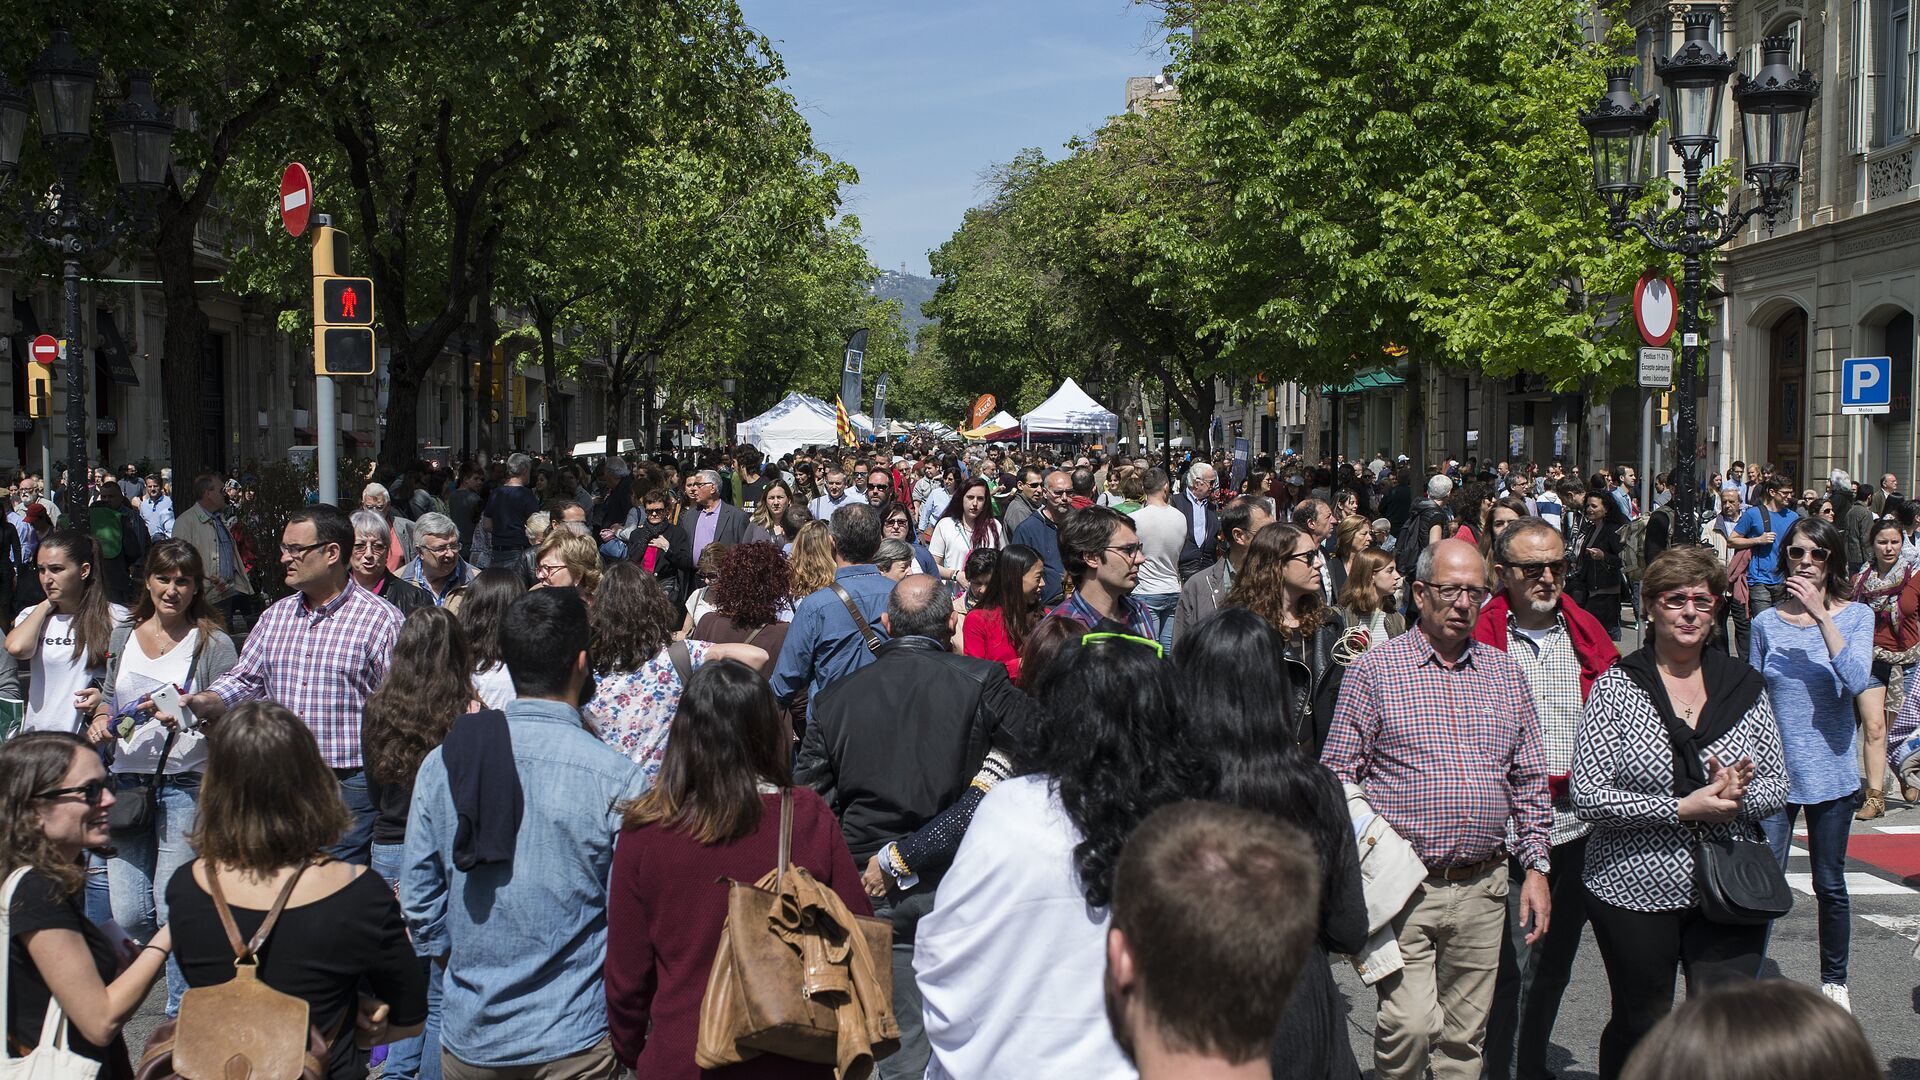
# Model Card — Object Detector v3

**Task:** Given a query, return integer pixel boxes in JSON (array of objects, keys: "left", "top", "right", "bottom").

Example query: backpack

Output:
[
  {"left": 135, "top": 862, "right": 338, "bottom": 1080},
  {"left": 1395, "top": 503, "right": 1450, "bottom": 578},
  {"left": 1619, "top": 504, "right": 1673, "bottom": 583}
]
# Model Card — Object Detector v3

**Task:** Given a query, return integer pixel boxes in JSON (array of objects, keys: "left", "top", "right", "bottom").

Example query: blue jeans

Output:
[
  {"left": 1760, "top": 797, "right": 1853, "bottom": 984},
  {"left": 371, "top": 842, "right": 442, "bottom": 1080},
  {"left": 108, "top": 772, "right": 200, "bottom": 1015},
  {"left": 330, "top": 769, "right": 376, "bottom": 866},
  {"left": 1136, "top": 592, "right": 1179, "bottom": 652},
  {"left": 870, "top": 888, "right": 934, "bottom": 1080},
  {"left": 84, "top": 850, "right": 111, "bottom": 925}
]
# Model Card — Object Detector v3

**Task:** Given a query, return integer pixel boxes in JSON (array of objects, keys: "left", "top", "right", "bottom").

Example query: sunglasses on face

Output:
[
  {"left": 1784, "top": 545, "right": 1829, "bottom": 563},
  {"left": 36, "top": 779, "right": 110, "bottom": 806},
  {"left": 1655, "top": 591, "right": 1719, "bottom": 612},
  {"left": 1501, "top": 560, "right": 1563, "bottom": 579}
]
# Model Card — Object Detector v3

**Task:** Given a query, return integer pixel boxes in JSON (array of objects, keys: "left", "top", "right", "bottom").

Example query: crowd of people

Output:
[{"left": 0, "top": 438, "right": 1903, "bottom": 1080}]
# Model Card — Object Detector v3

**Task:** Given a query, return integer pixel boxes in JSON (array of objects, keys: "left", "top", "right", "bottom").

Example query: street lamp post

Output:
[
  {"left": 1579, "top": 13, "right": 1817, "bottom": 543},
  {"left": 0, "top": 31, "right": 173, "bottom": 518}
]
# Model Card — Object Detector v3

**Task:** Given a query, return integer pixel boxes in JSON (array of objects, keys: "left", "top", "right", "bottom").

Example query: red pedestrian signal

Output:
[{"left": 315, "top": 277, "right": 374, "bottom": 326}]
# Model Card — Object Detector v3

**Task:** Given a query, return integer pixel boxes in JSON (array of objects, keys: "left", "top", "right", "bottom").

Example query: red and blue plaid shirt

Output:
[
  {"left": 207, "top": 580, "right": 402, "bottom": 769},
  {"left": 1322, "top": 626, "right": 1553, "bottom": 871},
  {"left": 1045, "top": 590, "right": 1159, "bottom": 642}
]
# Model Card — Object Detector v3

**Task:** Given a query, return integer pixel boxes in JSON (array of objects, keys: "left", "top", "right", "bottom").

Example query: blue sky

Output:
[{"left": 739, "top": 1, "right": 1172, "bottom": 277}]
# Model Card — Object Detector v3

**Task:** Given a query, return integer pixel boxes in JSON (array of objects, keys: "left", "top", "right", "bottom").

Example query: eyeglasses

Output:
[
  {"left": 1784, "top": 545, "right": 1830, "bottom": 563},
  {"left": 1655, "top": 591, "right": 1719, "bottom": 612},
  {"left": 535, "top": 563, "right": 569, "bottom": 579},
  {"left": 280, "top": 541, "right": 326, "bottom": 559},
  {"left": 1081, "top": 631, "right": 1164, "bottom": 658},
  {"left": 351, "top": 540, "right": 388, "bottom": 554},
  {"left": 1282, "top": 548, "right": 1325, "bottom": 567},
  {"left": 1422, "top": 583, "right": 1492, "bottom": 606},
  {"left": 1501, "top": 559, "right": 1562, "bottom": 580},
  {"left": 421, "top": 542, "right": 460, "bottom": 557},
  {"left": 885, "top": 518, "right": 910, "bottom": 529},
  {"left": 35, "top": 779, "right": 110, "bottom": 806},
  {"left": 867, "top": 483, "right": 891, "bottom": 491},
  {"left": 1103, "top": 543, "right": 1146, "bottom": 558}
]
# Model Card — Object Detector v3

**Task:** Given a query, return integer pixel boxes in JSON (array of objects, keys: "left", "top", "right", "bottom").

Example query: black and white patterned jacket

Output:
[{"left": 1571, "top": 665, "right": 1788, "bottom": 912}]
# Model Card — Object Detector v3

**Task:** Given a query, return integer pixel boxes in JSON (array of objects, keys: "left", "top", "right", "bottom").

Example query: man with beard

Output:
[{"left": 1473, "top": 518, "right": 1618, "bottom": 1080}]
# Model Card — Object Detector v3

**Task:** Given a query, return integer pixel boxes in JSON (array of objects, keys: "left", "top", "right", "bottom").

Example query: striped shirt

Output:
[
  {"left": 1322, "top": 627, "right": 1553, "bottom": 870},
  {"left": 205, "top": 580, "right": 402, "bottom": 769}
]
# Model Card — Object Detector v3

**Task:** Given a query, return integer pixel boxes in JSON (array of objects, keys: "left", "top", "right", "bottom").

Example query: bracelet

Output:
[{"left": 141, "top": 944, "right": 169, "bottom": 958}]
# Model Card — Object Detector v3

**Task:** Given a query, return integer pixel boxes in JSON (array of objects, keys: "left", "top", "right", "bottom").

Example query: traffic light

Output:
[
  {"left": 312, "top": 226, "right": 350, "bottom": 277},
  {"left": 318, "top": 327, "right": 375, "bottom": 376},
  {"left": 314, "top": 277, "right": 374, "bottom": 325},
  {"left": 25, "top": 366, "right": 51, "bottom": 419},
  {"left": 1654, "top": 391, "right": 1670, "bottom": 429},
  {"left": 311, "top": 225, "right": 376, "bottom": 376}
]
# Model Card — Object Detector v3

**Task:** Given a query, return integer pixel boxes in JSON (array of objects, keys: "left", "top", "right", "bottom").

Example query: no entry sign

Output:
[
  {"left": 280, "top": 163, "right": 313, "bottom": 238},
  {"left": 1633, "top": 272, "right": 1678, "bottom": 347},
  {"left": 29, "top": 335, "right": 57, "bottom": 365}
]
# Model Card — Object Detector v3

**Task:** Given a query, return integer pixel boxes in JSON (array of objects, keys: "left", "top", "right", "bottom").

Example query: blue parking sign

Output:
[{"left": 1841, "top": 356, "right": 1893, "bottom": 415}]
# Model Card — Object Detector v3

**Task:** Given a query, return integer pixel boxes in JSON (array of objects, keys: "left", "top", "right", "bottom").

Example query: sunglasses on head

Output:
[{"left": 1081, "top": 631, "right": 1163, "bottom": 659}]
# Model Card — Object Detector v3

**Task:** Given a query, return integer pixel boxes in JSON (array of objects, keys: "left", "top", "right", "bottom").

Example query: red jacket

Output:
[{"left": 1473, "top": 592, "right": 1619, "bottom": 701}]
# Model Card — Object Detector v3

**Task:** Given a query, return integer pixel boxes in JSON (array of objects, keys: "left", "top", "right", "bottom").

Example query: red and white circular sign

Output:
[
  {"left": 29, "top": 335, "right": 57, "bottom": 366},
  {"left": 279, "top": 163, "right": 313, "bottom": 238},
  {"left": 1634, "top": 272, "right": 1678, "bottom": 347}
]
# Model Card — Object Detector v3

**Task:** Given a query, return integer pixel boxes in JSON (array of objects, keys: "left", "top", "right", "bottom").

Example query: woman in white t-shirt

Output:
[
  {"left": 88, "top": 539, "right": 237, "bottom": 1006},
  {"left": 6, "top": 529, "right": 127, "bottom": 735},
  {"left": 929, "top": 477, "right": 1004, "bottom": 596},
  {"left": 456, "top": 567, "right": 526, "bottom": 709}
]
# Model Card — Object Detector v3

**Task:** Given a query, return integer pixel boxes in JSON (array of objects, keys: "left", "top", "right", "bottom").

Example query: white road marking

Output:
[
  {"left": 1870, "top": 824, "right": 1920, "bottom": 834},
  {"left": 1862, "top": 914, "right": 1920, "bottom": 942},
  {"left": 1786, "top": 872, "right": 1912, "bottom": 896}
]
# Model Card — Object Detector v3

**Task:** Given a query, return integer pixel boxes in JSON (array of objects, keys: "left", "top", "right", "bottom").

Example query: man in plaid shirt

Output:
[
  {"left": 185, "top": 503, "right": 402, "bottom": 864},
  {"left": 1473, "top": 519, "right": 1619, "bottom": 1080},
  {"left": 1321, "top": 539, "right": 1553, "bottom": 1080}
]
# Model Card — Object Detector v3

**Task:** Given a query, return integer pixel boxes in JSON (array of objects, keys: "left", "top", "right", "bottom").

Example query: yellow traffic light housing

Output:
[{"left": 26, "top": 366, "right": 51, "bottom": 419}]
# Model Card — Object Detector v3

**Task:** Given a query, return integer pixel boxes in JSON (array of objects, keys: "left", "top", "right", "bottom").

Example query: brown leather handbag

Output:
[
  {"left": 135, "top": 863, "right": 335, "bottom": 1080},
  {"left": 694, "top": 790, "right": 900, "bottom": 1078}
]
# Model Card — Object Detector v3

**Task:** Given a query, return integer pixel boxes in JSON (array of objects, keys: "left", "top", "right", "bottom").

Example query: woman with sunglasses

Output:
[
  {"left": 0, "top": 732, "right": 177, "bottom": 1078},
  {"left": 929, "top": 477, "right": 1004, "bottom": 597},
  {"left": 1571, "top": 547, "right": 1786, "bottom": 1076},
  {"left": 1850, "top": 518, "right": 1919, "bottom": 818},
  {"left": 881, "top": 505, "right": 939, "bottom": 577},
  {"left": 1569, "top": 492, "right": 1627, "bottom": 641},
  {"left": 1225, "top": 523, "right": 1347, "bottom": 752},
  {"left": 1749, "top": 516, "right": 1873, "bottom": 1012},
  {"left": 619, "top": 489, "right": 694, "bottom": 611}
]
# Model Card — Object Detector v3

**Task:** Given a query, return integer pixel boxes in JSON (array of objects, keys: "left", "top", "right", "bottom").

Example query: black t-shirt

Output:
[
  {"left": 167, "top": 862, "right": 428, "bottom": 1080},
  {"left": 362, "top": 760, "right": 415, "bottom": 847},
  {"left": 737, "top": 475, "right": 769, "bottom": 513},
  {"left": 6, "top": 869, "right": 130, "bottom": 1079},
  {"left": 483, "top": 485, "right": 540, "bottom": 552}
]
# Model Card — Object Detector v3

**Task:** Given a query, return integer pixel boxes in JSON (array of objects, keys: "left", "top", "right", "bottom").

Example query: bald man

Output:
[
  {"left": 797, "top": 573, "right": 1042, "bottom": 1079},
  {"left": 1321, "top": 540, "right": 1553, "bottom": 1080}
]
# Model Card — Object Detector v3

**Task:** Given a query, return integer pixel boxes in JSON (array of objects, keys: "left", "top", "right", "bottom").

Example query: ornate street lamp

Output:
[
  {"left": 6, "top": 32, "right": 174, "bottom": 516},
  {"left": 1580, "top": 12, "right": 1817, "bottom": 543}
]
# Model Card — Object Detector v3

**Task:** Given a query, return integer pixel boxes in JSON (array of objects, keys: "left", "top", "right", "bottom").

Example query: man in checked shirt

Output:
[
  {"left": 1322, "top": 538, "right": 1553, "bottom": 1080},
  {"left": 1473, "top": 518, "right": 1619, "bottom": 1080},
  {"left": 181, "top": 503, "right": 402, "bottom": 864}
]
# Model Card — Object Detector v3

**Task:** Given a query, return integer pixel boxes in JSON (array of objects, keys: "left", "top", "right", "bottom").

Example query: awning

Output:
[
  {"left": 293, "top": 427, "right": 317, "bottom": 442},
  {"left": 95, "top": 308, "right": 139, "bottom": 386},
  {"left": 345, "top": 430, "right": 372, "bottom": 449},
  {"left": 1321, "top": 370, "right": 1405, "bottom": 395}
]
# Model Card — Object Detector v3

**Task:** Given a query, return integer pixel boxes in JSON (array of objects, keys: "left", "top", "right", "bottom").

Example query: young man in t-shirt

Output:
[
  {"left": 1728, "top": 473, "right": 1799, "bottom": 629},
  {"left": 482, "top": 453, "right": 541, "bottom": 567},
  {"left": 1128, "top": 469, "right": 1189, "bottom": 652}
]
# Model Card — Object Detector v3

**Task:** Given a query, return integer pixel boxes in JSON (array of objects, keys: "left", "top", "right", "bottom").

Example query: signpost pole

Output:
[
  {"left": 314, "top": 212, "right": 337, "bottom": 506},
  {"left": 1641, "top": 392, "right": 1654, "bottom": 513}
]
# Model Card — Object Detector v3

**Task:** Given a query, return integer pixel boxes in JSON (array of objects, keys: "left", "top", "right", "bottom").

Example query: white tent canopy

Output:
[
  {"left": 738, "top": 392, "right": 872, "bottom": 459},
  {"left": 1019, "top": 378, "right": 1118, "bottom": 437},
  {"left": 983, "top": 410, "right": 1018, "bottom": 430}
]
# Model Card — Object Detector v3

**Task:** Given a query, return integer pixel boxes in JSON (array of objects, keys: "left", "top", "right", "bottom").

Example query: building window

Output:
[{"left": 1859, "top": 0, "right": 1920, "bottom": 149}]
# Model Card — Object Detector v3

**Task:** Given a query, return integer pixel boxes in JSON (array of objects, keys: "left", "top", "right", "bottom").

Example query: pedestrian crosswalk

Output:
[{"left": 1785, "top": 820, "right": 1920, "bottom": 945}]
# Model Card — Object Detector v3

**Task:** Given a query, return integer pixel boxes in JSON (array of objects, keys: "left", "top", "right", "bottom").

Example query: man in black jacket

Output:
[
  {"left": 797, "top": 574, "right": 1041, "bottom": 1080},
  {"left": 1172, "top": 462, "right": 1220, "bottom": 582}
]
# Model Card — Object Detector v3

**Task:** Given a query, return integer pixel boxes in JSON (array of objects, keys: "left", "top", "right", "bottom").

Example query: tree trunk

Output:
[
  {"left": 154, "top": 209, "right": 212, "bottom": 485},
  {"left": 475, "top": 340, "right": 493, "bottom": 463},
  {"left": 475, "top": 287, "right": 501, "bottom": 456},
  {"left": 537, "top": 310, "right": 565, "bottom": 452},
  {"left": 1303, "top": 385, "right": 1324, "bottom": 462}
]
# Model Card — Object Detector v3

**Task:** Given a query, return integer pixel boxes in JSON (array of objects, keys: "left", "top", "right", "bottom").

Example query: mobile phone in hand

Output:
[{"left": 149, "top": 684, "right": 187, "bottom": 729}]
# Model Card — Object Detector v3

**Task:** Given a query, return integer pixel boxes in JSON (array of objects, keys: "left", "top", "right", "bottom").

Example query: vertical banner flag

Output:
[
  {"left": 968, "top": 394, "right": 997, "bottom": 431},
  {"left": 835, "top": 395, "right": 857, "bottom": 448},
  {"left": 838, "top": 328, "right": 867, "bottom": 435},
  {"left": 872, "top": 373, "right": 889, "bottom": 439}
]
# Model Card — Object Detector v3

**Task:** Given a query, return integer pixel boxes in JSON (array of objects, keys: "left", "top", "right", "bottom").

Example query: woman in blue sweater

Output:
[{"left": 1749, "top": 516, "right": 1874, "bottom": 1013}]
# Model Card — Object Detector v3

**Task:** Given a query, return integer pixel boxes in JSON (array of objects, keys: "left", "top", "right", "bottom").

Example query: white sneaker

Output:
[{"left": 1821, "top": 982, "right": 1852, "bottom": 1013}]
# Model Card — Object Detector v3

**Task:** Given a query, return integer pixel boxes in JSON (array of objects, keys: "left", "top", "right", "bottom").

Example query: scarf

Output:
[{"left": 1617, "top": 646, "right": 1765, "bottom": 796}]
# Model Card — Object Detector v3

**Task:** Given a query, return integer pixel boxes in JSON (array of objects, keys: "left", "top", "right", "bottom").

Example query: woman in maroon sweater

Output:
[{"left": 605, "top": 659, "right": 870, "bottom": 1078}]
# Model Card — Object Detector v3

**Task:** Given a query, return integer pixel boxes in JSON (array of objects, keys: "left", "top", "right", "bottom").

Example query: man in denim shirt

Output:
[
  {"left": 770, "top": 503, "right": 896, "bottom": 706},
  {"left": 402, "top": 588, "right": 644, "bottom": 1080}
]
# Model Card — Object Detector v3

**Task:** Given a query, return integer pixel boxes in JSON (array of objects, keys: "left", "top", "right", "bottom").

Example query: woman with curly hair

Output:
[
  {"left": 787, "top": 520, "right": 837, "bottom": 601},
  {"left": 1225, "top": 523, "right": 1347, "bottom": 753},
  {"left": 456, "top": 567, "right": 523, "bottom": 709},
  {"left": 915, "top": 635, "right": 1199, "bottom": 1078},
  {"left": 0, "top": 731, "right": 173, "bottom": 1078},
  {"left": 361, "top": 608, "right": 475, "bottom": 1080},
  {"left": 584, "top": 562, "right": 767, "bottom": 786},
  {"left": 689, "top": 541, "right": 791, "bottom": 677}
]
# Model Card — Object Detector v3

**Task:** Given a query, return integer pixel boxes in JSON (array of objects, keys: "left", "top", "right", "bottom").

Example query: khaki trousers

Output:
[
  {"left": 1373, "top": 862, "right": 1509, "bottom": 1080},
  {"left": 441, "top": 1035, "right": 623, "bottom": 1080}
]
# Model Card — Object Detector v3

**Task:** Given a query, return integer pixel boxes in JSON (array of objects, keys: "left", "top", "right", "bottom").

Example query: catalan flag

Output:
[{"left": 835, "top": 395, "right": 857, "bottom": 447}]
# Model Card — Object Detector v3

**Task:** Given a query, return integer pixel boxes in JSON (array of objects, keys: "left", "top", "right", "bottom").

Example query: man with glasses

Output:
[
  {"left": 182, "top": 504, "right": 402, "bottom": 865},
  {"left": 864, "top": 467, "right": 898, "bottom": 512},
  {"left": 683, "top": 468, "right": 768, "bottom": 567},
  {"left": 1474, "top": 519, "right": 1618, "bottom": 1080},
  {"left": 1001, "top": 466, "right": 1045, "bottom": 533},
  {"left": 808, "top": 469, "right": 862, "bottom": 521},
  {"left": 401, "top": 512, "right": 481, "bottom": 609},
  {"left": 1045, "top": 505, "right": 1158, "bottom": 640},
  {"left": 1322, "top": 539, "right": 1552, "bottom": 1080},
  {"left": 1172, "top": 463, "right": 1220, "bottom": 582},
  {"left": 1012, "top": 470, "right": 1078, "bottom": 606},
  {"left": 1728, "top": 475, "right": 1800, "bottom": 641}
]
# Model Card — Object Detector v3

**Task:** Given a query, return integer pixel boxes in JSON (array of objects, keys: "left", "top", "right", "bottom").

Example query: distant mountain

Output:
[{"left": 870, "top": 269, "right": 938, "bottom": 348}]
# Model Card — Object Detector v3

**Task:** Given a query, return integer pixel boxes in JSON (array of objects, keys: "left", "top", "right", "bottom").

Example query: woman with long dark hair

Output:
[
  {"left": 0, "top": 732, "right": 173, "bottom": 1078},
  {"left": 1750, "top": 517, "right": 1874, "bottom": 1010},
  {"left": 361, "top": 608, "right": 474, "bottom": 1080},
  {"left": 1225, "top": 523, "right": 1347, "bottom": 751},
  {"left": 90, "top": 539, "right": 238, "bottom": 1009},
  {"left": 604, "top": 661, "right": 872, "bottom": 1078},
  {"left": 7, "top": 528, "right": 126, "bottom": 733},
  {"left": 170, "top": 702, "right": 426, "bottom": 1080},
  {"left": 916, "top": 635, "right": 1198, "bottom": 1077},
  {"left": 585, "top": 563, "right": 765, "bottom": 786},
  {"left": 962, "top": 544, "right": 1043, "bottom": 680},
  {"left": 1179, "top": 608, "right": 1366, "bottom": 1079},
  {"left": 929, "top": 477, "right": 1004, "bottom": 594},
  {"left": 751, "top": 479, "right": 797, "bottom": 543},
  {"left": 1570, "top": 491, "right": 1627, "bottom": 640},
  {"left": 456, "top": 567, "right": 523, "bottom": 709}
]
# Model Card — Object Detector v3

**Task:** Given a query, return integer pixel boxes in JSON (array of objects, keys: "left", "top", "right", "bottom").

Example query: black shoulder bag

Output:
[{"left": 1654, "top": 683, "right": 1793, "bottom": 926}]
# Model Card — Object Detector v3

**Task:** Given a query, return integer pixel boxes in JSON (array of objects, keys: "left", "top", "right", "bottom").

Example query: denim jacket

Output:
[{"left": 401, "top": 697, "right": 645, "bottom": 1067}]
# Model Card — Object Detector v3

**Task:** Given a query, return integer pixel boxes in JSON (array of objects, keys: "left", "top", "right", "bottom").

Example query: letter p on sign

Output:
[{"left": 1842, "top": 356, "right": 1894, "bottom": 415}]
